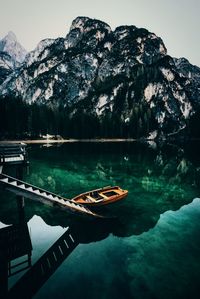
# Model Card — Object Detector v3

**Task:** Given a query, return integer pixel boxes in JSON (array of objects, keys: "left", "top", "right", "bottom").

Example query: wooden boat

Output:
[{"left": 71, "top": 186, "right": 128, "bottom": 207}]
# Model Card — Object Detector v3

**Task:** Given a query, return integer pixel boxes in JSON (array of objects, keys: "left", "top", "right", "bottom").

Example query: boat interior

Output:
[{"left": 74, "top": 188, "right": 121, "bottom": 203}]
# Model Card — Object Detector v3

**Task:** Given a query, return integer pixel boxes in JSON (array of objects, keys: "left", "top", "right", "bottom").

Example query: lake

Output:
[{"left": 1, "top": 141, "right": 200, "bottom": 299}]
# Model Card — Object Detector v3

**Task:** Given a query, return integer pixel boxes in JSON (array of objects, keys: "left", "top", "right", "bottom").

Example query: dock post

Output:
[{"left": 16, "top": 165, "right": 25, "bottom": 224}]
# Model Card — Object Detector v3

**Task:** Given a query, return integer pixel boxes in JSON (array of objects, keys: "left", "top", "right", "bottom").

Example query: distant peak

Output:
[
  {"left": 0, "top": 31, "right": 27, "bottom": 64},
  {"left": 5, "top": 31, "right": 17, "bottom": 40}
]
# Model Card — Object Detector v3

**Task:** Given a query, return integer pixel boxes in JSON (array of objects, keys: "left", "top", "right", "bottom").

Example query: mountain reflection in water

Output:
[{"left": 0, "top": 141, "right": 200, "bottom": 299}]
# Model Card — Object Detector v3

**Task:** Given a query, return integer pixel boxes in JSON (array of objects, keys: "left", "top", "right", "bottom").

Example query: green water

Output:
[{"left": 1, "top": 142, "right": 200, "bottom": 298}]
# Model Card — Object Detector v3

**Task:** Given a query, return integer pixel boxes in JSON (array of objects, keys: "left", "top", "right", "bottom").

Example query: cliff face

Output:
[
  {"left": 0, "top": 17, "right": 200, "bottom": 138},
  {"left": 0, "top": 51, "right": 15, "bottom": 84}
]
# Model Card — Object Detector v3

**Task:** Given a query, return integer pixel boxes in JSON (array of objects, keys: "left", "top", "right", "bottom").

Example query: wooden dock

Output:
[
  {"left": 0, "top": 143, "right": 28, "bottom": 165},
  {"left": 0, "top": 173, "right": 103, "bottom": 218}
]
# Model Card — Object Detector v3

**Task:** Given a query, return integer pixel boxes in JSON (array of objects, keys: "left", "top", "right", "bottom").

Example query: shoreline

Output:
[
  {"left": 0, "top": 137, "right": 199, "bottom": 145},
  {"left": 0, "top": 138, "right": 137, "bottom": 144}
]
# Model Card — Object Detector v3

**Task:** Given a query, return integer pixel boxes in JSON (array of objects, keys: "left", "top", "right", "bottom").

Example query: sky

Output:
[{"left": 0, "top": 0, "right": 200, "bottom": 66}]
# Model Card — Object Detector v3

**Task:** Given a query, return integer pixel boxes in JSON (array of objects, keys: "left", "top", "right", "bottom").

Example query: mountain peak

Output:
[
  {"left": 70, "top": 16, "right": 90, "bottom": 29},
  {"left": 5, "top": 31, "right": 17, "bottom": 41},
  {"left": 70, "top": 16, "right": 111, "bottom": 33},
  {"left": 0, "top": 31, "right": 27, "bottom": 64}
]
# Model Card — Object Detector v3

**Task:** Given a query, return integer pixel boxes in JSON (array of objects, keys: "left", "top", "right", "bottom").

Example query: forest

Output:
[
  {"left": 0, "top": 96, "right": 199, "bottom": 139},
  {"left": 0, "top": 96, "right": 157, "bottom": 139}
]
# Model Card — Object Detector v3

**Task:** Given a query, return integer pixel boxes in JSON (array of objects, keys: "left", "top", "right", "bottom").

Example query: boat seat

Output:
[
  {"left": 85, "top": 198, "right": 93, "bottom": 202},
  {"left": 91, "top": 194, "right": 104, "bottom": 201},
  {"left": 91, "top": 191, "right": 99, "bottom": 198},
  {"left": 85, "top": 196, "right": 96, "bottom": 202}
]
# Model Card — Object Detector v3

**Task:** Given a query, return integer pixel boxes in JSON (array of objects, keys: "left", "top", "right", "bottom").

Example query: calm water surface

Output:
[{"left": 1, "top": 142, "right": 200, "bottom": 299}]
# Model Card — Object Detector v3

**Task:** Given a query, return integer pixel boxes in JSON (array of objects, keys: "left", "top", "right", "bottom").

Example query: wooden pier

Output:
[
  {"left": 0, "top": 173, "right": 102, "bottom": 218},
  {"left": 0, "top": 143, "right": 105, "bottom": 298},
  {"left": 0, "top": 143, "right": 103, "bottom": 218},
  {"left": 0, "top": 143, "right": 28, "bottom": 165}
]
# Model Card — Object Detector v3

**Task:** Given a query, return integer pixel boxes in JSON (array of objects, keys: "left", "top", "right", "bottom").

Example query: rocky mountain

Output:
[
  {"left": 0, "top": 31, "right": 27, "bottom": 65},
  {"left": 173, "top": 57, "right": 200, "bottom": 109},
  {"left": 0, "top": 31, "right": 27, "bottom": 85},
  {"left": 0, "top": 17, "right": 200, "bottom": 138},
  {"left": 174, "top": 57, "right": 200, "bottom": 83}
]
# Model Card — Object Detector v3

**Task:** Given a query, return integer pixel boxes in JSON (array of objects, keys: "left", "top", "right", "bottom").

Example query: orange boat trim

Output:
[{"left": 71, "top": 186, "right": 128, "bottom": 207}]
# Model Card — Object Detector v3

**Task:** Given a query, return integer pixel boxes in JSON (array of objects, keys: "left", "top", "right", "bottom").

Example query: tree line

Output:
[
  {"left": 0, "top": 95, "right": 162, "bottom": 140},
  {"left": 1, "top": 95, "right": 199, "bottom": 140}
]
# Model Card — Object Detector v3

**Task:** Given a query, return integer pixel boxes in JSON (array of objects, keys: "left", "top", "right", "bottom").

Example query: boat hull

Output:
[{"left": 71, "top": 186, "right": 128, "bottom": 207}]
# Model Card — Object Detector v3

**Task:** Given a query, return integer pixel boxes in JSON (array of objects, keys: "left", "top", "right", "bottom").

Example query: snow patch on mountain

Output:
[
  {"left": 32, "top": 88, "right": 42, "bottom": 102},
  {"left": 156, "top": 111, "right": 166, "bottom": 124},
  {"left": 45, "top": 81, "right": 54, "bottom": 100},
  {"left": 96, "top": 94, "right": 108, "bottom": 114},
  {"left": 104, "top": 42, "right": 112, "bottom": 51},
  {"left": 180, "top": 101, "right": 192, "bottom": 119},
  {"left": 113, "top": 84, "right": 123, "bottom": 96},
  {"left": 144, "top": 83, "right": 163, "bottom": 102},
  {"left": 161, "top": 68, "right": 175, "bottom": 81},
  {"left": 57, "top": 63, "right": 68, "bottom": 73}
]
